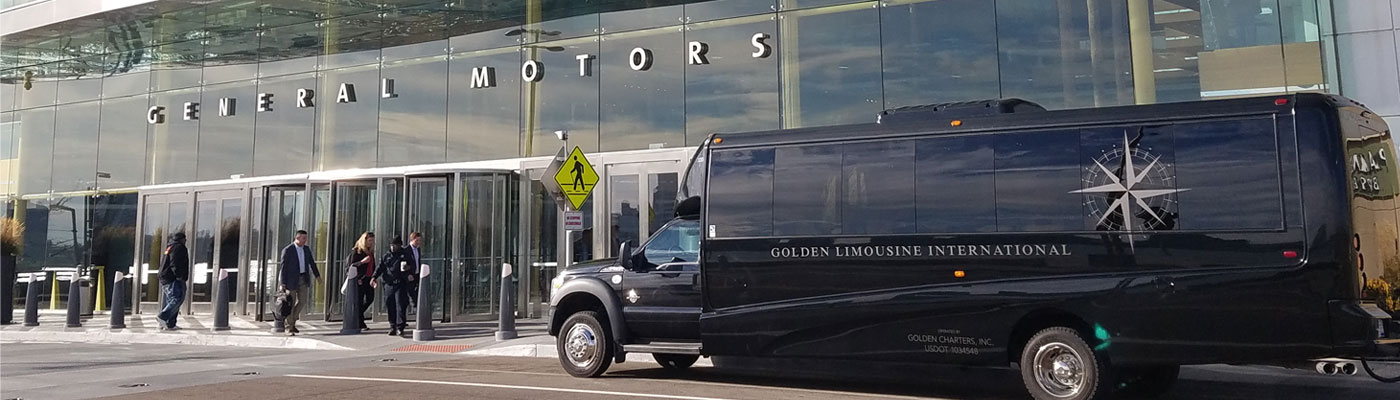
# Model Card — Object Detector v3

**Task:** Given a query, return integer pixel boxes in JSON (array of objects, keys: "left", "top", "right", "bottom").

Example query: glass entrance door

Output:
[
  {"left": 406, "top": 176, "right": 450, "bottom": 321},
  {"left": 329, "top": 181, "right": 377, "bottom": 321},
  {"left": 137, "top": 195, "right": 188, "bottom": 314},
  {"left": 520, "top": 169, "right": 583, "bottom": 319},
  {"left": 605, "top": 161, "right": 683, "bottom": 255},
  {"left": 455, "top": 172, "right": 515, "bottom": 320},
  {"left": 257, "top": 186, "right": 306, "bottom": 319},
  {"left": 189, "top": 191, "right": 242, "bottom": 314}
]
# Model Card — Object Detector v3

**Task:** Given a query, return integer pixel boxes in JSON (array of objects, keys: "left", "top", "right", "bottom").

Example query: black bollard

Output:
[
  {"left": 109, "top": 272, "right": 126, "bottom": 329},
  {"left": 413, "top": 264, "right": 434, "bottom": 341},
  {"left": 340, "top": 267, "right": 360, "bottom": 335},
  {"left": 213, "top": 269, "right": 230, "bottom": 331},
  {"left": 496, "top": 263, "right": 517, "bottom": 340},
  {"left": 1, "top": 257, "right": 14, "bottom": 325},
  {"left": 23, "top": 274, "right": 41, "bottom": 326},
  {"left": 66, "top": 277, "right": 82, "bottom": 328}
]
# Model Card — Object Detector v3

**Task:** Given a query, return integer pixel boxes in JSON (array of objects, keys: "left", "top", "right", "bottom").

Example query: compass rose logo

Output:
[{"left": 1072, "top": 130, "right": 1188, "bottom": 234}]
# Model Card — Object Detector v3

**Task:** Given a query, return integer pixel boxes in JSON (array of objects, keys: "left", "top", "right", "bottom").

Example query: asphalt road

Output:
[{"left": 2, "top": 342, "right": 1398, "bottom": 400}]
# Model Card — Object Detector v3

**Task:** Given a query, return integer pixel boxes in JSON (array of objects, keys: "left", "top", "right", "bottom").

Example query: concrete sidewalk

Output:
[{"left": 0, "top": 311, "right": 549, "bottom": 353}]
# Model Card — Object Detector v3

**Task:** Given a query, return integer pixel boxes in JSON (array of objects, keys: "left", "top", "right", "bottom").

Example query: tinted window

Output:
[
  {"left": 644, "top": 219, "right": 701, "bottom": 266},
  {"left": 1173, "top": 119, "right": 1282, "bottom": 230},
  {"left": 774, "top": 145, "right": 842, "bottom": 236},
  {"left": 708, "top": 148, "right": 774, "bottom": 237},
  {"left": 844, "top": 140, "right": 916, "bottom": 234},
  {"left": 916, "top": 135, "right": 997, "bottom": 233},
  {"left": 995, "top": 131, "right": 1084, "bottom": 231}
]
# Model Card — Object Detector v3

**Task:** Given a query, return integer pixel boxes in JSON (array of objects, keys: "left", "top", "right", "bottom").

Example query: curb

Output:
[
  {"left": 462, "top": 344, "right": 715, "bottom": 367},
  {"left": 0, "top": 330, "right": 352, "bottom": 351}
]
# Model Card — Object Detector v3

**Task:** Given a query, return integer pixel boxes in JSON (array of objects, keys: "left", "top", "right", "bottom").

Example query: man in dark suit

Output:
[
  {"left": 279, "top": 230, "right": 321, "bottom": 335},
  {"left": 405, "top": 231, "right": 423, "bottom": 309}
]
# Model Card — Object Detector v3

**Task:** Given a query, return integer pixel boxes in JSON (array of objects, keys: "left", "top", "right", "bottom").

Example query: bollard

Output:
[
  {"left": 110, "top": 272, "right": 126, "bottom": 329},
  {"left": 1, "top": 259, "right": 14, "bottom": 325},
  {"left": 496, "top": 263, "right": 517, "bottom": 340},
  {"left": 413, "top": 264, "right": 435, "bottom": 341},
  {"left": 340, "top": 267, "right": 361, "bottom": 335},
  {"left": 23, "top": 274, "right": 42, "bottom": 326},
  {"left": 213, "top": 269, "right": 230, "bottom": 331},
  {"left": 66, "top": 277, "right": 82, "bottom": 328}
]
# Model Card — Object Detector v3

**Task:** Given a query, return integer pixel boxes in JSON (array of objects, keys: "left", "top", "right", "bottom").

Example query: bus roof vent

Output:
[{"left": 876, "top": 98, "right": 1045, "bottom": 124}]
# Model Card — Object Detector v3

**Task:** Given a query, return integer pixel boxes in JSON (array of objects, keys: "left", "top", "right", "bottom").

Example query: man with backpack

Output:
[{"left": 156, "top": 232, "right": 189, "bottom": 331}]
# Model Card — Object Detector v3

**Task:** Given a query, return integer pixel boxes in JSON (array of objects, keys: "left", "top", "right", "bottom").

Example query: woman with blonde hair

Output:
[{"left": 345, "top": 231, "right": 375, "bottom": 331}]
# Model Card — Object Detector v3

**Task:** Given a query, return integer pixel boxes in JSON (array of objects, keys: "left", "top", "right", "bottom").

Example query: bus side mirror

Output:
[{"left": 618, "top": 241, "right": 635, "bottom": 270}]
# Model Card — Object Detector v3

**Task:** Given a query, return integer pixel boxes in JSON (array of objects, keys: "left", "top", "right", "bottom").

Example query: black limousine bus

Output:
[{"left": 548, "top": 94, "right": 1400, "bottom": 400}]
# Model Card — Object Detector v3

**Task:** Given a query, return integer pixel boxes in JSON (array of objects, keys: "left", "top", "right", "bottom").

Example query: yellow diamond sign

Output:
[{"left": 553, "top": 146, "right": 598, "bottom": 211}]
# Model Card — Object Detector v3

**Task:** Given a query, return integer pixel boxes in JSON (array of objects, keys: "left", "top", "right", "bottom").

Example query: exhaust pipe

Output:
[
  {"left": 1337, "top": 362, "right": 1358, "bottom": 376},
  {"left": 1316, "top": 361, "right": 1338, "bottom": 375}
]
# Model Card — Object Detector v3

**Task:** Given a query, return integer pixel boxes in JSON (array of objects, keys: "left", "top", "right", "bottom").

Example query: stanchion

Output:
[
  {"left": 49, "top": 271, "right": 59, "bottom": 310},
  {"left": 413, "top": 264, "right": 434, "bottom": 341},
  {"left": 1, "top": 258, "right": 14, "bottom": 325},
  {"left": 496, "top": 263, "right": 517, "bottom": 340},
  {"left": 95, "top": 266, "right": 106, "bottom": 312},
  {"left": 213, "top": 269, "right": 230, "bottom": 331},
  {"left": 66, "top": 277, "right": 82, "bottom": 327},
  {"left": 23, "top": 273, "right": 42, "bottom": 326},
  {"left": 110, "top": 272, "right": 127, "bottom": 329},
  {"left": 340, "top": 267, "right": 361, "bottom": 335}
]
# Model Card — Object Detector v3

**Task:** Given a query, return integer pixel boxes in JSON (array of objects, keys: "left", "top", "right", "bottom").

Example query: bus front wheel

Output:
[
  {"left": 1019, "top": 327, "right": 1109, "bottom": 400},
  {"left": 557, "top": 311, "right": 614, "bottom": 378}
]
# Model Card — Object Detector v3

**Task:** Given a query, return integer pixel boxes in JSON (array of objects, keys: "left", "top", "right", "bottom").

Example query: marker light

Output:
[
  {"left": 713, "top": 137, "right": 723, "bottom": 144},
  {"left": 1275, "top": 98, "right": 1289, "bottom": 106},
  {"left": 950, "top": 120, "right": 963, "bottom": 127},
  {"left": 953, "top": 270, "right": 966, "bottom": 278},
  {"left": 1283, "top": 250, "right": 1298, "bottom": 258}
]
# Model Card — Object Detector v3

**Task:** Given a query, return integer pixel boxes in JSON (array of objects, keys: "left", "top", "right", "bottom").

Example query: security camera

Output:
[{"left": 554, "top": 130, "right": 568, "bottom": 141}]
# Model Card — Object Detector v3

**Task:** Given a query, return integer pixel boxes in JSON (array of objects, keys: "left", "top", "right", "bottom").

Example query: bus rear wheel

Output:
[
  {"left": 557, "top": 311, "right": 614, "bottom": 378},
  {"left": 655, "top": 354, "right": 700, "bottom": 370},
  {"left": 1019, "top": 327, "right": 1108, "bottom": 400}
]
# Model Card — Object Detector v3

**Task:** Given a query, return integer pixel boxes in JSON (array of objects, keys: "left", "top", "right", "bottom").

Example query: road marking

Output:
[
  {"left": 285, "top": 374, "right": 739, "bottom": 400},
  {"left": 383, "top": 365, "right": 948, "bottom": 400}
]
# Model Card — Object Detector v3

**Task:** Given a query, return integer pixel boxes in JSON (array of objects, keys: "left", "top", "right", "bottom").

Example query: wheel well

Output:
[
  {"left": 1006, "top": 309, "right": 1097, "bottom": 365},
  {"left": 550, "top": 292, "right": 608, "bottom": 336}
]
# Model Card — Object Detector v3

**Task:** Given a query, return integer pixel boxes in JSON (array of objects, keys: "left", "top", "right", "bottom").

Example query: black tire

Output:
[
  {"left": 1019, "top": 327, "right": 1109, "bottom": 400},
  {"left": 556, "top": 311, "right": 614, "bottom": 378},
  {"left": 1114, "top": 365, "right": 1179, "bottom": 399},
  {"left": 655, "top": 354, "right": 700, "bottom": 370}
]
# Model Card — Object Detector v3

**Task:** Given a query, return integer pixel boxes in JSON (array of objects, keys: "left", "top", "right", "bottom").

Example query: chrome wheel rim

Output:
[
  {"left": 1033, "top": 342, "right": 1086, "bottom": 398},
  {"left": 563, "top": 324, "right": 599, "bottom": 368}
]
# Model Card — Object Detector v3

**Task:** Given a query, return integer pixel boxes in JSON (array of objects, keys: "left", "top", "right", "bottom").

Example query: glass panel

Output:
[
  {"left": 461, "top": 175, "right": 500, "bottom": 316},
  {"left": 522, "top": 37, "right": 600, "bottom": 156},
  {"left": 16, "top": 70, "right": 57, "bottom": 109},
  {"left": 378, "top": 56, "right": 449, "bottom": 166},
  {"left": 994, "top": 131, "right": 1084, "bottom": 232},
  {"left": 447, "top": 48, "right": 522, "bottom": 161},
  {"left": 773, "top": 144, "right": 841, "bottom": 236},
  {"left": 779, "top": 4, "right": 883, "bottom": 128},
  {"left": 310, "top": 186, "right": 330, "bottom": 317},
  {"left": 148, "top": 88, "right": 202, "bottom": 185},
  {"left": 780, "top": 0, "right": 864, "bottom": 10},
  {"left": 150, "top": 40, "right": 206, "bottom": 92},
  {"left": 44, "top": 196, "right": 90, "bottom": 274},
  {"left": 600, "top": 2, "right": 685, "bottom": 33},
  {"left": 219, "top": 199, "right": 242, "bottom": 310},
  {"left": 524, "top": 176, "right": 558, "bottom": 317},
  {"left": 685, "top": 0, "right": 777, "bottom": 22},
  {"left": 255, "top": 21, "right": 322, "bottom": 77},
  {"left": 139, "top": 202, "right": 167, "bottom": 306},
  {"left": 246, "top": 193, "right": 262, "bottom": 315},
  {"left": 408, "top": 178, "right": 449, "bottom": 320},
  {"left": 0, "top": 113, "right": 12, "bottom": 197},
  {"left": 916, "top": 135, "right": 996, "bottom": 233},
  {"left": 648, "top": 172, "right": 679, "bottom": 234},
  {"left": 685, "top": 16, "right": 779, "bottom": 144},
  {"left": 91, "top": 194, "right": 138, "bottom": 314},
  {"left": 253, "top": 73, "right": 318, "bottom": 176},
  {"left": 197, "top": 81, "right": 257, "bottom": 181},
  {"left": 708, "top": 148, "right": 774, "bottom": 237},
  {"left": 193, "top": 200, "right": 217, "bottom": 304},
  {"left": 97, "top": 95, "right": 150, "bottom": 189},
  {"left": 318, "top": 66, "right": 382, "bottom": 170},
  {"left": 16, "top": 107, "right": 55, "bottom": 195},
  {"left": 55, "top": 54, "right": 105, "bottom": 104},
  {"left": 321, "top": 14, "right": 385, "bottom": 69},
  {"left": 600, "top": 27, "right": 686, "bottom": 151},
  {"left": 51, "top": 102, "right": 99, "bottom": 192},
  {"left": 330, "top": 183, "right": 376, "bottom": 320},
  {"left": 995, "top": 1, "right": 1128, "bottom": 109},
  {"left": 881, "top": 0, "right": 1000, "bottom": 108},
  {"left": 609, "top": 174, "right": 641, "bottom": 254},
  {"left": 842, "top": 140, "right": 915, "bottom": 235}
]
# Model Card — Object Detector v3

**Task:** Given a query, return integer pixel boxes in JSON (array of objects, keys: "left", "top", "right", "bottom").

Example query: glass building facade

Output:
[{"left": 0, "top": 0, "right": 1341, "bottom": 320}]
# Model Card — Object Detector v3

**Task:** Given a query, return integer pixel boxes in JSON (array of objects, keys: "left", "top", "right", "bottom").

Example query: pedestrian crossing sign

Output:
[{"left": 553, "top": 146, "right": 598, "bottom": 211}]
